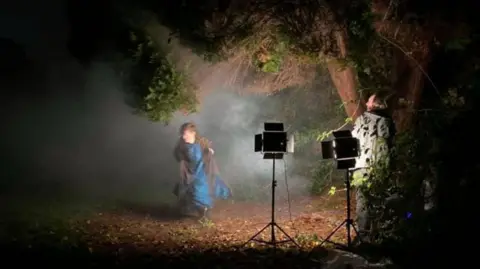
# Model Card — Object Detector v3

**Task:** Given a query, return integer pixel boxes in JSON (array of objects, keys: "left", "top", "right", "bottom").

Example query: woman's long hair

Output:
[
  {"left": 179, "top": 122, "right": 210, "bottom": 150},
  {"left": 175, "top": 122, "right": 216, "bottom": 193},
  {"left": 174, "top": 122, "right": 231, "bottom": 199}
]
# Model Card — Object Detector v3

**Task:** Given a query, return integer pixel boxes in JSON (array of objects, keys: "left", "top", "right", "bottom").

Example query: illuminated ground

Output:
[
  {"left": 1, "top": 194, "right": 358, "bottom": 267},
  {"left": 82, "top": 195, "right": 349, "bottom": 248}
]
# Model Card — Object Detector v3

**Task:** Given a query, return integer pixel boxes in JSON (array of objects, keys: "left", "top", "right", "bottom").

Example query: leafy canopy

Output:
[{"left": 123, "top": 32, "right": 197, "bottom": 123}]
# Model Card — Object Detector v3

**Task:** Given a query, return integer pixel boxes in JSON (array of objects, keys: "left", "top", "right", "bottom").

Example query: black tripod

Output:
[
  {"left": 320, "top": 169, "right": 361, "bottom": 249},
  {"left": 243, "top": 156, "right": 300, "bottom": 249}
]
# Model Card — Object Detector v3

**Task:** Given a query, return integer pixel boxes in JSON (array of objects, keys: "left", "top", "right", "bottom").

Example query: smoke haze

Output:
[
  {"left": 1, "top": 61, "right": 304, "bottom": 204},
  {"left": 1, "top": 1, "right": 313, "bottom": 209}
]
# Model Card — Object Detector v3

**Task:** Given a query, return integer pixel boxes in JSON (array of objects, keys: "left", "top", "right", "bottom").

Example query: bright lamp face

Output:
[{"left": 332, "top": 140, "right": 337, "bottom": 159}]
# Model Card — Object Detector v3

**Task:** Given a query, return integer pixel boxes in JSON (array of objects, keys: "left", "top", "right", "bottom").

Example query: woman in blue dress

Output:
[{"left": 173, "top": 122, "right": 232, "bottom": 218}]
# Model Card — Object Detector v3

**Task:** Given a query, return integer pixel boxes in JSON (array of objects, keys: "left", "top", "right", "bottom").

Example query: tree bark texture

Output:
[
  {"left": 325, "top": 0, "right": 434, "bottom": 131},
  {"left": 371, "top": 0, "right": 434, "bottom": 131},
  {"left": 327, "top": 31, "right": 366, "bottom": 121}
]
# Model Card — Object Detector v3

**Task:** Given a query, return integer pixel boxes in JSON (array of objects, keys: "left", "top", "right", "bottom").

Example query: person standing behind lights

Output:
[{"left": 350, "top": 94, "right": 395, "bottom": 240}]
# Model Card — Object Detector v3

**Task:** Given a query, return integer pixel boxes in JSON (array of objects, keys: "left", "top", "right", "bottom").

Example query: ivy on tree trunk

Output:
[
  {"left": 371, "top": 0, "right": 434, "bottom": 131},
  {"left": 326, "top": 0, "right": 434, "bottom": 131},
  {"left": 327, "top": 30, "right": 366, "bottom": 121}
]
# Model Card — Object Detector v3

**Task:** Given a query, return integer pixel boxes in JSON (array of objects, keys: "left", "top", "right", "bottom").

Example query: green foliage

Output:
[
  {"left": 142, "top": 61, "right": 197, "bottom": 122},
  {"left": 289, "top": 98, "right": 357, "bottom": 195},
  {"left": 327, "top": 186, "right": 336, "bottom": 196},
  {"left": 360, "top": 60, "right": 479, "bottom": 247},
  {"left": 294, "top": 233, "right": 321, "bottom": 247},
  {"left": 444, "top": 37, "right": 471, "bottom": 51},
  {"left": 343, "top": 2, "right": 394, "bottom": 97},
  {"left": 122, "top": 31, "right": 198, "bottom": 123},
  {"left": 198, "top": 217, "right": 215, "bottom": 228},
  {"left": 253, "top": 40, "right": 288, "bottom": 73},
  {"left": 309, "top": 161, "right": 336, "bottom": 195},
  {"left": 132, "top": 1, "right": 329, "bottom": 69},
  {"left": 259, "top": 53, "right": 282, "bottom": 73}
]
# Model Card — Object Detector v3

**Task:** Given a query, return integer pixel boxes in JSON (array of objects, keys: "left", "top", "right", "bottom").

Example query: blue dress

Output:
[{"left": 185, "top": 143, "right": 231, "bottom": 209}]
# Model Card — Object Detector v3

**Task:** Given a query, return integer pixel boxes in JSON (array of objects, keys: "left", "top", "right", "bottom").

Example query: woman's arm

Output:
[{"left": 197, "top": 137, "right": 214, "bottom": 155}]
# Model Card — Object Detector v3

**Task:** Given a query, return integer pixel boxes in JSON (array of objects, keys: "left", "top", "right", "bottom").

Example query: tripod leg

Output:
[
  {"left": 350, "top": 221, "right": 360, "bottom": 235},
  {"left": 243, "top": 223, "right": 271, "bottom": 247},
  {"left": 346, "top": 219, "right": 352, "bottom": 247},
  {"left": 320, "top": 220, "right": 347, "bottom": 246},
  {"left": 242, "top": 157, "right": 301, "bottom": 250},
  {"left": 349, "top": 221, "right": 363, "bottom": 245},
  {"left": 273, "top": 223, "right": 300, "bottom": 247}
]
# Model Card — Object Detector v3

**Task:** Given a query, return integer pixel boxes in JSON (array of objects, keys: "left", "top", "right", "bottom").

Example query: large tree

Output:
[
  {"left": 67, "top": 0, "right": 474, "bottom": 130},
  {"left": 116, "top": 1, "right": 418, "bottom": 128}
]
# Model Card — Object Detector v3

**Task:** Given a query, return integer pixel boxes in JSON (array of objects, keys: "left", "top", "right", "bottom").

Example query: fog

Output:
[
  {"left": 1, "top": 59, "right": 309, "bottom": 204},
  {"left": 0, "top": 1, "right": 311, "bottom": 208}
]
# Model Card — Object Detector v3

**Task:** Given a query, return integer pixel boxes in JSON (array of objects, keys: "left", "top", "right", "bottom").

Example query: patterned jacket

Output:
[{"left": 351, "top": 110, "right": 395, "bottom": 170}]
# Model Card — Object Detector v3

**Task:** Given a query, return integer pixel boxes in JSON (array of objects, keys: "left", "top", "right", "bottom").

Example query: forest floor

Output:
[{"left": 0, "top": 193, "right": 363, "bottom": 268}]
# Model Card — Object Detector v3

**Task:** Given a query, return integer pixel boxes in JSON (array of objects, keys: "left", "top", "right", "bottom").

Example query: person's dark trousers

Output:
[
  {"left": 352, "top": 169, "right": 371, "bottom": 242},
  {"left": 174, "top": 183, "right": 195, "bottom": 216},
  {"left": 355, "top": 187, "right": 370, "bottom": 237}
]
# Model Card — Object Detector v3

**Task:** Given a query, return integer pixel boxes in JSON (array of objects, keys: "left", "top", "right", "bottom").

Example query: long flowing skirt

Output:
[{"left": 174, "top": 175, "right": 231, "bottom": 210}]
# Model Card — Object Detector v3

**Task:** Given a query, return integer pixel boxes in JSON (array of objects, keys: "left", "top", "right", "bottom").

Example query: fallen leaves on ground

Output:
[{"left": 1, "top": 195, "right": 359, "bottom": 267}]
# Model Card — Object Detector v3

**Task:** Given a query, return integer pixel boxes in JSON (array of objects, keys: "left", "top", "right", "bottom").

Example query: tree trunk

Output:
[
  {"left": 390, "top": 48, "right": 431, "bottom": 131},
  {"left": 327, "top": 31, "right": 366, "bottom": 120},
  {"left": 371, "top": 0, "right": 434, "bottom": 131}
]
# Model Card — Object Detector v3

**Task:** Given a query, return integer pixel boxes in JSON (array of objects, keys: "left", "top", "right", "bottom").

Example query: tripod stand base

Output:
[
  {"left": 320, "top": 219, "right": 361, "bottom": 250},
  {"left": 243, "top": 222, "right": 300, "bottom": 248},
  {"left": 242, "top": 157, "right": 299, "bottom": 249}
]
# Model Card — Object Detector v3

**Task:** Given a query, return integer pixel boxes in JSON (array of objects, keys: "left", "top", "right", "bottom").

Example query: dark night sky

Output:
[
  {"left": 1, "top": 0, "right": 84, "bottom": 158},
  {"left": 1, "top": 0, "right": 88, "bottom": 103},
  {"left": 1, "top": 1, "right": 71, "bottom": 63}
]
